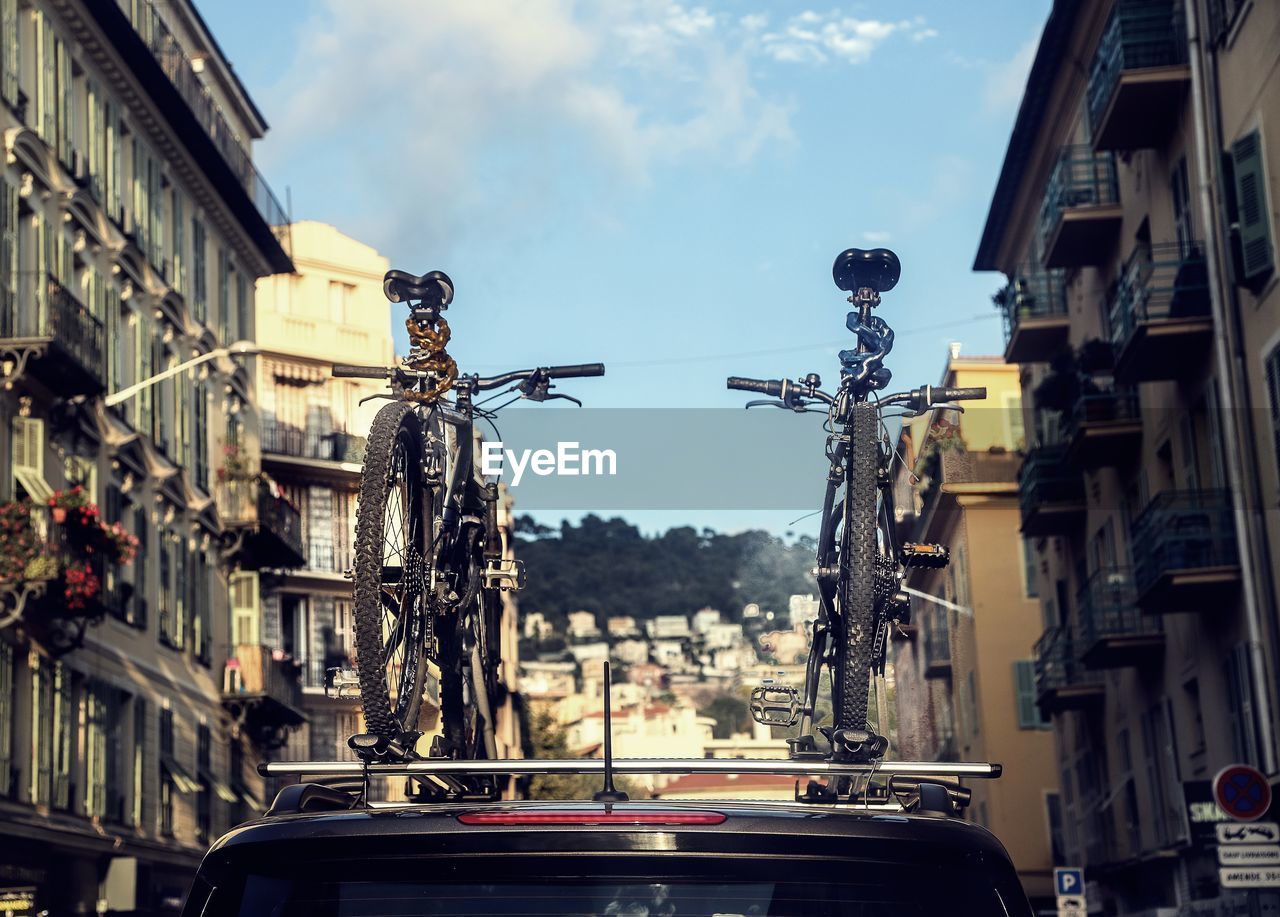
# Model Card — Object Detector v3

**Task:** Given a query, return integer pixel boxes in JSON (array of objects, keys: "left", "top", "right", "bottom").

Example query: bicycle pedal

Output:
[
  {"left": 484, "top": 558, "right": 526, "bottom": 592},
  {"left": 326, "top": 667, "right": 361, "bottom": 699},
  {"left": 750, "top": 684, "right": 801, "bottom": 728},
  {"left": 901, "top": 542, "right": 949, "bottom": 568}
]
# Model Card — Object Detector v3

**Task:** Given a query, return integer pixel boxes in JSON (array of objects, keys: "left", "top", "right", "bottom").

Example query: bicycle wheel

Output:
[
  {"left": 353, "top": 401, "right": 430, "bottom": 741},
  {"left": 834, "top": 400, "right": 878, "bottom": 731}
]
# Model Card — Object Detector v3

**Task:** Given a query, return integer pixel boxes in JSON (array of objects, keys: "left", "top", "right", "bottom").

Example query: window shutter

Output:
[
  {"left": 1014, "top": 660, "right": 1039, "bottom": 729},
  {"left": 0, "top": 0, "right": 16, "bottom": 107},
  {"left": 230, "top": 571, "right": 260, "bottom": 647},
  {"left": 0, "top": 643, "right": 11, "bottom": 797},
  {"left": 1269, "top": 348, "right": 1280, "bottom": 489},
  {"left": 1233, "top": 131, "right": 1275, "bottom": 283}
]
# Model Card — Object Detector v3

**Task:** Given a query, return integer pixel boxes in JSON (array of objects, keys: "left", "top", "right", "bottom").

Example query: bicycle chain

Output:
[
  {"left": 403, "top": 314, "right": 458, "bottom": 402},
  {"left": 839, "top": 312, "right": 894, "bottom": 393}
]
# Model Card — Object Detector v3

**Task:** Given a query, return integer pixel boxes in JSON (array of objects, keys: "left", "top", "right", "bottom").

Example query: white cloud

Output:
[
  {"left": 862, "top": 230, "right": 892, "bottom": 243},
  {"left": 262, "top": 0, "right": 792, "bottom": 256},
  {"left": 757, "top": 11, "right": 933, "bottom": 65},
  {"left": 740, "top": 13, "right": 768, "bottom": 31}
]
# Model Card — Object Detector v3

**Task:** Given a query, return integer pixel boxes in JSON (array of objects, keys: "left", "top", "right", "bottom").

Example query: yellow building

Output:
[
  {"left": 891, "top": 350, "right": 1058, "bottom": 907},
  {"left": 253, "top": 222, "right": 523, "bottom": 782}
]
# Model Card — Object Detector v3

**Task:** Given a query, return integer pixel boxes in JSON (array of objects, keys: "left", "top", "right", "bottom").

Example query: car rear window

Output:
[{"left": 200, "top": 855, "right": 1020, "bottom": 917}]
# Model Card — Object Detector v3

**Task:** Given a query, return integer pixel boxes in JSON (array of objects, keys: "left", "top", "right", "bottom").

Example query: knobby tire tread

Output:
[{"left": 836, "top": 401, "right": 878, "bottom": 732}]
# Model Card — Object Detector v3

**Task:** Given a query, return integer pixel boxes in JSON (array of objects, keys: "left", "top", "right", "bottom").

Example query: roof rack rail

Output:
[{"left": 259, "top": 757, "right": 1002, "bottom": 780}]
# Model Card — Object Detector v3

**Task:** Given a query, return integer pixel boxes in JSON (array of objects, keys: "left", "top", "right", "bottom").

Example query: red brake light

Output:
[{"left": 457, "top": 810, "right": 727, "bottom": 826}]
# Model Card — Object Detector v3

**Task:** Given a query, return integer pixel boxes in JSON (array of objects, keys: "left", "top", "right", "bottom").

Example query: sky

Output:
[{"left": 202, "top": 0, "right": 1047, "bottom": 535}]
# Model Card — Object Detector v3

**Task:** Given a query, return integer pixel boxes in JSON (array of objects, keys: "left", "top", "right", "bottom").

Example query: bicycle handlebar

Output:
[
  {"left": 546, "top": 363, "right": 605, "bottom": 379},
  {"left": 332, "top": 364, "right": 392, "bottom": 379},
  {"left": 940, "top": 386, "right": 986, "bottom": 402},
  {"left": 727, "top": 376, "right": 785, "bottom": 397}
]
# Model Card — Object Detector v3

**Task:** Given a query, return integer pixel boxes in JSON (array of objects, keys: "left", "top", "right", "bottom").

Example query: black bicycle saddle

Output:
[
  {"left": 384, "top": 269, "right": 454, "bottom": 307},
  {"left": 832, "top": 248, "right": 901, "bottom": 293}
]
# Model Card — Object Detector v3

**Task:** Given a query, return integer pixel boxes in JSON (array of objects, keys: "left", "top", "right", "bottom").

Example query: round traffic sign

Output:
[{"left": 1213, "top": 765, "right": 1273, "bottom": 822}]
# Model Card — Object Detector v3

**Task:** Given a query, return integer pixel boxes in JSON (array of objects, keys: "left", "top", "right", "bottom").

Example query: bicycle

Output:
[
  {"left": 332, "top": 269, "right": 604, "bottom": 777},
  {"left": 729, "top": 248, "right": 986, "bottom": 765}
]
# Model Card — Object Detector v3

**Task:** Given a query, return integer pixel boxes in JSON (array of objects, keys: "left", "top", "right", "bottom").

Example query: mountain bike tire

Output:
[
  {"left": 834, "top": 400, "right": 878, "bottom": 732},
  {"left": 353, "top": 401, "right": 430, "bottom": 741}
]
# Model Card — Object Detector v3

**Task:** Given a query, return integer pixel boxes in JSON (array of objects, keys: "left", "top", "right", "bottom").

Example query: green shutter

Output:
[
  {"left": 1014, "top": 660, "right": 1039, "bottom": 729},
  {"left": 1268, "top": 347, "right": 1280, "bottom": 488},
  {"left": 1233, "top": 131, "right": 1275, "bottom": 283},
  {"left": 0, "top": 0, "right": 15, "bottom": 108}
]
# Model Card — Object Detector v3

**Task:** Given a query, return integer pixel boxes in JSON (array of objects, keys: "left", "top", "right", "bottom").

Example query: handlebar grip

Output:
[
  {"left": 727, "top": 376, "right": 784, "bottom": 397},
  {"left": 545, "top": 363, "right": 605, "bottom": 379},
  {"left": 332, "top": 364, "right": 391, "bottom": 379},
  {"left": 941, "top": 386, "right": 987, "bottom": 401}
]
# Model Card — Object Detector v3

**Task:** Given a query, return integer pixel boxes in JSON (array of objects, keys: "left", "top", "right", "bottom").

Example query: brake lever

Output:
[
  {"left": 540, "top": 392, "right": 583, "bottom": 408},
  {"left": 359, "top": 393, "right": 399, "bottom": 406},
  {"left": 745, "top": 400, "right": 789, "bottom": 409}
]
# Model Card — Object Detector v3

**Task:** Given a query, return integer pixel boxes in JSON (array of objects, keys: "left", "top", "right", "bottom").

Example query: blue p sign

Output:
[{"left": 1055, "top": 868, "right": 1084, "bottom": 897}]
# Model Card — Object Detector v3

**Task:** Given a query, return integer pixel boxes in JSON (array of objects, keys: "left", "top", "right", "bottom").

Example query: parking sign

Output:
[{"left": 1055, "top": 868, "right": 1085, "bottom": 898}]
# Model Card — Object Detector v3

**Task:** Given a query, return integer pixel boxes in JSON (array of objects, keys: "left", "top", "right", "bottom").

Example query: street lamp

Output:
[{"left": 103, "top": 340, "right": 259, "bottom": 408}]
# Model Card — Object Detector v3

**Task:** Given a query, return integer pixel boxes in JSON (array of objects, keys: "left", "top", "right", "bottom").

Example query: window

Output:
[
  {"left": 34, "top": 12, "right": 72, "bottom": 166},
  {"left": 1171, "top": 157, "right": 1194, "bottom": 254},
  {"left": 0, "top": 643, "right": 12, "bottom": 799},
  {"left": 1, "top": 178, "right": 16, "bottom": 328},
  {"left": 84, "top": 682, "right": 108, "bottom": 819},
  {"left": 1264, "top": 345, "right": 1280, "bottom": 488},
  {"left": 1178, "top": 413, "right": 1200, "bottom": 491},
  {"left": 11, "top": 416, "right": 51, "bottom": 501},
  {"left": 1230, "top": 130, "right": 1274, "bottom": 285},
  {"left": 159, "top": 530, "right": 175, "bottom": 647},
  {"left": 132, "top": 505, "right": 148, "bottom": 629},
  {"left": 1045, "top": 792, "right": 1065, "bottom": 865},
  {"left": 1224, "top": 643, "right": 1260, "bottom": 766},
  {"left": 1020, "top": 539, "right": 1038, "bottom": 598},
  {"left": 196, "top": 723, "right": 211, "bottom": 845},
  {"left": 159, "top": 707, "right": 174, "bottom": 835},
  {"left": 131, "top": 697, "right": 145, "bottom": 827},
  {"left": 1014, "top": 660, "right": 1050, "bottom": 729},
  {"left": 31, "top": 657, "right": 71, "bottom": 809},
  {"left": 192, "top": 217, "right": 207, "bottom": 323},
  {"left": 171, "top": 190, "right": 185, "bottom": 293},
  {"left": 217, "top": 247, "right": 230, "bottom": 342},
  {"left": 230, "top": 572, "right": 260, "bottom": 646},
  {"left": 194, "top": 381, "right": 209, "bottom": 491},
  {"left": 0, "top": 0, "right": 16, "bottom": 107}
]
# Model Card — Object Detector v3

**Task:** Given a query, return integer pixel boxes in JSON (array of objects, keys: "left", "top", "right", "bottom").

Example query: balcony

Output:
[
  {"left": 1109, "top": 243, "right": 1212, "bottom": 384},
  {"left": 1038, "top": 146, "right": 1123, "bottom": 268},
  {"left": 1034, "top": 626, "right": 1104, "bottom": 714},
  {"left": 922, "top": 610, "right": 952, "bottom": 680},
  {"left": 995, "top": 268, "right": 1069, "bottom": 363},
  {"left": 1062, "top": 388, "right": 1143, "bottom": 470},
  {"left": 1018, "top": 445, "right": 1085, "bottom": 537},
  {"left": 1086, "top": 0, "right": 1190, "bottom": 151},
  {"left": 916, "top": 447, "right": 1021, "bottom": 536},
  {"left": 0, "top": 277, "right": 105, "bottom": 396},
  {"left": 261, "top": 420, "right": 367, "bottom": 466},
  {"left": 1078, "top": 567, "right": 1165, "bottom": 668},
  {"left": 217, "top": 478, "right": 306, "bottom": 570},
  {"left": 1131, "top": 490, "right": 1240, "bottom": 612},
  {"left": 222, "top": 644, "right": 306, "bottom": 749}
]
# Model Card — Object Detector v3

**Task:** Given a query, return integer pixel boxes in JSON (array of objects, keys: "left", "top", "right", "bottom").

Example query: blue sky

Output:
[{"left": 205, "top": 0, "right": 1047, "bottom": 534}]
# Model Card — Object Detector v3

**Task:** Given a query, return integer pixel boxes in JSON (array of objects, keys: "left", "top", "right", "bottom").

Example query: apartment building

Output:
[
  {"left": 254, "top": 222, "right": 526, "bottom": 776},
  {"left": 891, "top": 352, "right": 1060, "bottom": 907},
  {"left": 253, "top": 220, "right": 390, "bottom": 768},
  {"left": 974, "top": 0, "right": 1280, "bottom": 911},
  {"left": 0, "top": 0, "right": 295, "bottom": 911}
]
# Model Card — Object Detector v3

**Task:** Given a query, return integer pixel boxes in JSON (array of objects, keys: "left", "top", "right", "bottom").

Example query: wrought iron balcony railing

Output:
[
  {"left": 0, "top": 275, "right": 106, "bottom": 393},
  {"left": 217, "top": 478, "right": 305, "bottom": 569},
  {"left": 1131, "top": 489, "right": 1238, "bottom": 601},
  {"left": 1086, "top": 0, "right": 1188, "bottom": 135},
  {"left": 1037, "top": 145, "right": 1120, "bottom": 255},
  {"left": 1108, "top": 242, "right": 1211, "bottom": 346},
  {"left": 1078, "top": 566, "right": 1163, "bottom": 648},
  {"left": 995, "top": 267, "right": 1068, "bottom": 347},
  {"left": 124, "top": 0, "right": 290, "bottom": 240},
  {"left": 261, "top": 419, "right": 367, "bottom": 464}
]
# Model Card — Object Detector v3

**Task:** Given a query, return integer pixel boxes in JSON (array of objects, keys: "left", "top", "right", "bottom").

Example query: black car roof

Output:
[{"left": 208, "top": 797, "right": 1011, "bottom": 862}]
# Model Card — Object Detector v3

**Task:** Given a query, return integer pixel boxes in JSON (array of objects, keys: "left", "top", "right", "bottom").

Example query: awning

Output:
[
  {"left": 161, "top": 755, "right": 200, "bottom": 795},
  {"left": 233, "top": 780, "right": 264, "bottom": 811},
  {"left": 266, "top": 359, "right": 326, "bottom": 384},
  {"left": 201, "top": 768, "right": 238, "bottom": 804}
]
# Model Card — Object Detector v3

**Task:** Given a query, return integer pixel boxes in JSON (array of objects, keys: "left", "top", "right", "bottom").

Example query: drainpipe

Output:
[{"left": 1184, "top": 0, "right": 1278, "bottom": 773}]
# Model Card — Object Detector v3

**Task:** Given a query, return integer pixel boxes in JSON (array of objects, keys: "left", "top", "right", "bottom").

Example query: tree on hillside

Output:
[{"left": 524, "top": 705, "right": 638, "bottom": 801}]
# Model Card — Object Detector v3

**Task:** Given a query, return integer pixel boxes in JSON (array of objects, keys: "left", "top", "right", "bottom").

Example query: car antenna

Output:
[{"left": 593, "top": 661, "right": 629, "bottom": 803}]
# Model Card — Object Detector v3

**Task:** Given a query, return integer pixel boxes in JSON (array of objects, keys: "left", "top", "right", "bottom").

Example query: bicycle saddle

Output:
[
  {"left": 384, "top": 269, "right": 454, "bottom": 307},
  {"left": 833, "top": 248, "right": 901, "bottom": 293}
]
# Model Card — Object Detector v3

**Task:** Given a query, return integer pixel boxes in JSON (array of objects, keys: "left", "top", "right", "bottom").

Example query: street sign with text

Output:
[
  {"left": 1219, "top": 867, "right": 1280, "bottom": 889},
  {"left": 1218, "top": 822, "right": 1280, "bottom": 845},
  {"left": 1218, "top": 845, "right": 1280, "bottom": 866}
]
